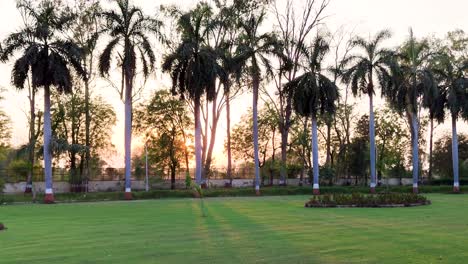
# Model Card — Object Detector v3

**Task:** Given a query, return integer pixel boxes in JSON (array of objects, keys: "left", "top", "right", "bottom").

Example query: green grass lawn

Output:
[{"left": 1, "top": 194, "right": 468, "bottom": 264}]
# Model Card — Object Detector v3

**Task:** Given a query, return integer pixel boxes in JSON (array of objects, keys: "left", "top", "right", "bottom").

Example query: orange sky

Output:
[{"left": 0, "top": 0, "right": 467, "bottom": 168}]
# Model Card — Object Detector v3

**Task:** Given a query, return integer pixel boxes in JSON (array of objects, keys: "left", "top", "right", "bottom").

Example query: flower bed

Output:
[{"left": 305, "top": 193, "right": 431, "bottom": 208}]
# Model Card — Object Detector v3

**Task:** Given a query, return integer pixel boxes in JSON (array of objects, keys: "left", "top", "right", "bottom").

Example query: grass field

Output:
[{"left": 1, "top": 194, "right": 468, "bottom": 263}]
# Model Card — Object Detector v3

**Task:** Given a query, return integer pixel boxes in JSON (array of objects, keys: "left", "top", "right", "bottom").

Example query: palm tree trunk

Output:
[
  {"left": 311, "top": 115, "right": 320, "bottom": 195},
  {"left": 226, "top": 88, "right": 233, "bottom": 186},
  {"left": 253, "top": 73, "right": 261, "bottom": 195},
  {"left": 325, "top": 119, "right": 332, "bottom": 165},
  {"left": 84, "top": 78, "right": 91, "bottom": 189},
  {"left": 25, "top": 86, "right": 36, "bottom": 194},
  {"left": 124, "top": 77, "right": 133, "bottom": 200},
  {"left": 451, "top": 114, "right": 460, "bottom": 193},
  {"left": 194, "top": 97, "right": 202, "bottom": 185},
  {"left": 411, "top": 112, "right": 419, "bottom": 193},
  {"left": 43, "top": 85, "right": 54, "bottom": 203},
  {"left": 203, "top": 98, "right": 219, "bottom": 183},
  {"left": 428, "top": 117, "right": 434, "bottom": 181},
  {"left": 369, "top": 94, "right": 377, "bottom": 193}
]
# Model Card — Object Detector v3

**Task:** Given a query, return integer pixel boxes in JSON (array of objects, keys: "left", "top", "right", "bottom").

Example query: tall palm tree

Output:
[
  {"left": 162, "top": 3, "right": 223, "bottom": 186},
  {"left": 236, "top": 9, "right": 283, "bottom": 195},
  {"left": 433, "top": 53, "right": 468, "bottom": 192},
  {"left": 0, "top": 1, "right": 85, "bottom": 203},
  {"left": 424, "top": 85, "right": 446, "bottom": 181},
  {"left": 342, "top": 30, "right": 393, "bottom": 193},
  {"left": 98, "top": 0, "right": 162, "bottom": 199},
  {"left": 286, "top": 36, "right": 339, "bottom": 195},
  {"left": 384, "top": 29, "right": 438, "bottom": 193}
]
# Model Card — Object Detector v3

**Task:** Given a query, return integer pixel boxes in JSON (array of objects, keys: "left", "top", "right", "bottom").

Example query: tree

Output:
[
  {"left": 51, "top": 87, "right": 116, "bottom": 190},
  {"left": 432, "top": 30, "right": 468, "bottom": 192},
  {"left": 342, "top": 30, "right": 394, "bottom": 193},
  {"left": 230, "top": 104, "right": 280, "bottom": 183},
  {"left": 385, "top": 29, "right": 438, "bottom": 193},
  {"left": 286, "top": 36, "right": 339, "bottom": 195},
  {"left": 210, "top": 0, "right": 246, "bottom": 185},
  {"left": 271, "top": 0, "right": 330, "bottom": 185},
  {"left": 98, "top": 0, "right": 162, "bottom": 199},
  {"left": 162, "top": 3, "right": 223, "bottom": 186},
  {"left": 433, "top": 134, "right": 468, "bottom": 179},
  {"left": 236, "top": 1, "right": 283, "bottom": 194},
  {"left": 134, "top": 90, "right": 193, "bottom": 189},
  {"left": 374, "top": 108, "right": 410, "bottom": 182},
  {"left": 71, "top": 0, "right": 102, "bottom": 186},
  {"left": 0, "top": 0, "right": 85, "bottom": 203},
  {"left": 0, "top": 91, "right": 11, "bottom": 148}
]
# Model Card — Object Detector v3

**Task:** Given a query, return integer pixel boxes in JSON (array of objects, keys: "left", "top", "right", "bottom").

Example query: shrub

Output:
[
  {"left": 305, "top": 192, "right": 430, "bottom": 208},
  {"left": 0, "top": 176, "right": 4, "bottom": 194}
]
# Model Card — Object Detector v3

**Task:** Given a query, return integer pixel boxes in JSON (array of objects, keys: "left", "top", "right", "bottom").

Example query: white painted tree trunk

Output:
[
  {"left": 43, "top": 85, "right": 54, "bottom": 201},
  {"left": 369, "top": 94, "right": 377, "bottom": 192},
  {"left": 311, "top": 116, "right": 320, "bottom": 194},
  {"left": 451, "top": 115, "right": 460, "bottom": 192},
  {"left": 411, "top": 112, "right": 419, "bottom": 193},
  {"left": 124, "top": 80, "right": 132, "bottom": 196}
]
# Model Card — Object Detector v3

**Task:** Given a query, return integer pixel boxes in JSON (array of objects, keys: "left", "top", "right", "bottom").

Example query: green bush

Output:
[
  {"left": 305, "top": 192, "right": 429, "bottom": 207},
  {"left": 0, "top": 176, "right": 4, "bottom": 194}
]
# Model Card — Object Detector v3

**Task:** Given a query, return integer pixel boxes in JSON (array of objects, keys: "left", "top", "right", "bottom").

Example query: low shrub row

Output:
[
  {"left": 305, "top": 193, "right": 430, "bottom": 208},
  {"left": 0, "top": 185, "right": 462, "bottom": 205}
]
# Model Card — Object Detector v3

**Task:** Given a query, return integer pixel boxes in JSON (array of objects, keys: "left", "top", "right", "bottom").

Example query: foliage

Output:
[
  {"left": 305, "top": 193, "right": 429, "bottom": 207},
  {"left": 50, "top": 88, "right": 116, "bottom": 172},
  {"left": 433, "top": 134, "right": 468, "bottom": 178},
  {"left": 230, "top": 104, "right": 279, "bottom": 167},
  {"left": 0, "top": 0, "right": 86, "bottom": 92},
  {"left": 0, "top": 110, "right": 11, "bottom": 148},
  {"left": 134, "top": 89, "right": 193, "bottom": 185}
]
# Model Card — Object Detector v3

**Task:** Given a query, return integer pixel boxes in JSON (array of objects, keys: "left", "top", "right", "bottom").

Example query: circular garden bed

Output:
[{"left": 305, "top": 193, "right": 431, "bottom": 208}]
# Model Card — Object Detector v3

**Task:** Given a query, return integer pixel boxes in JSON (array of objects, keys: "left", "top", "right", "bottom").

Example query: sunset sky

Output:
[{"left": 0, "top": 0, "right": 466, "bottom": 168}]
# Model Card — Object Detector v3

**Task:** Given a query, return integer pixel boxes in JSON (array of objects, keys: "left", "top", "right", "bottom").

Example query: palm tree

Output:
[
  {"left": 286, "top": 36, "right": 339, "bottom": 195},
  {"left": 342, "top": 30, "right": 393, "bottom": 193},
  {"left": 98, "top": 0, "right": 162, "bottom": 199},
  {"left": 0, "top": 1, "right": 85, "bottom": 203},
  {"left": 162, "top": 4, "right": 223, "bottom": 186},
  {"left": 236, "top": 9, "right": 283, "bottom": 195},
  {"left": 384, "top": 29, "right": 438, "bottom": 193},
  {"left": 433, "top": 53, "right": 468, "bottom": 192},
  {"left": 424, "top": 85, "right": 446, "bottom": 181}
]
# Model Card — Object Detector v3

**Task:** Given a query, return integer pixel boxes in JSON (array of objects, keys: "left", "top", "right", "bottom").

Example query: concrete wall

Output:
[{"left": 2, "top": 178, "right": 416, "bottom": 194}]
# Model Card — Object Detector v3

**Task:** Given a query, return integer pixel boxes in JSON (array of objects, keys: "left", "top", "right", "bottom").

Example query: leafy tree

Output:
[
  {"left": 286, "top": 36, "right": 339, "bottom": 194},
  {"left": 230, "top": 104, "right": 280, "bottom": 183},
  {"left": 0, "top": 0, "right": 85, "bottom": 203},
  {"left": 134, "top": 90, "right": 193, "bottom": 189},
  {"left": 433, "top": 134, "right": 468, "bottom": 179},
  {"left": 51, "top": 87, "right": 116, "bottom": 188},
  {"left": 71, "top": 0, "right": 102, "bottom": 184},
  {"left": 374, "top": 108, "right": 410, "bottom": 181},
  {"left": 341, "top": 30, "right": 394, "bottom": 193},
  {"left": 98, "top": 0, "right": 162, "bottom": 199}
]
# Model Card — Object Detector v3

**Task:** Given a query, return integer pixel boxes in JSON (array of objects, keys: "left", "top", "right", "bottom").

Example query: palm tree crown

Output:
[{"left": 1, "top": 1, "right": 85, "bottom": 91}]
